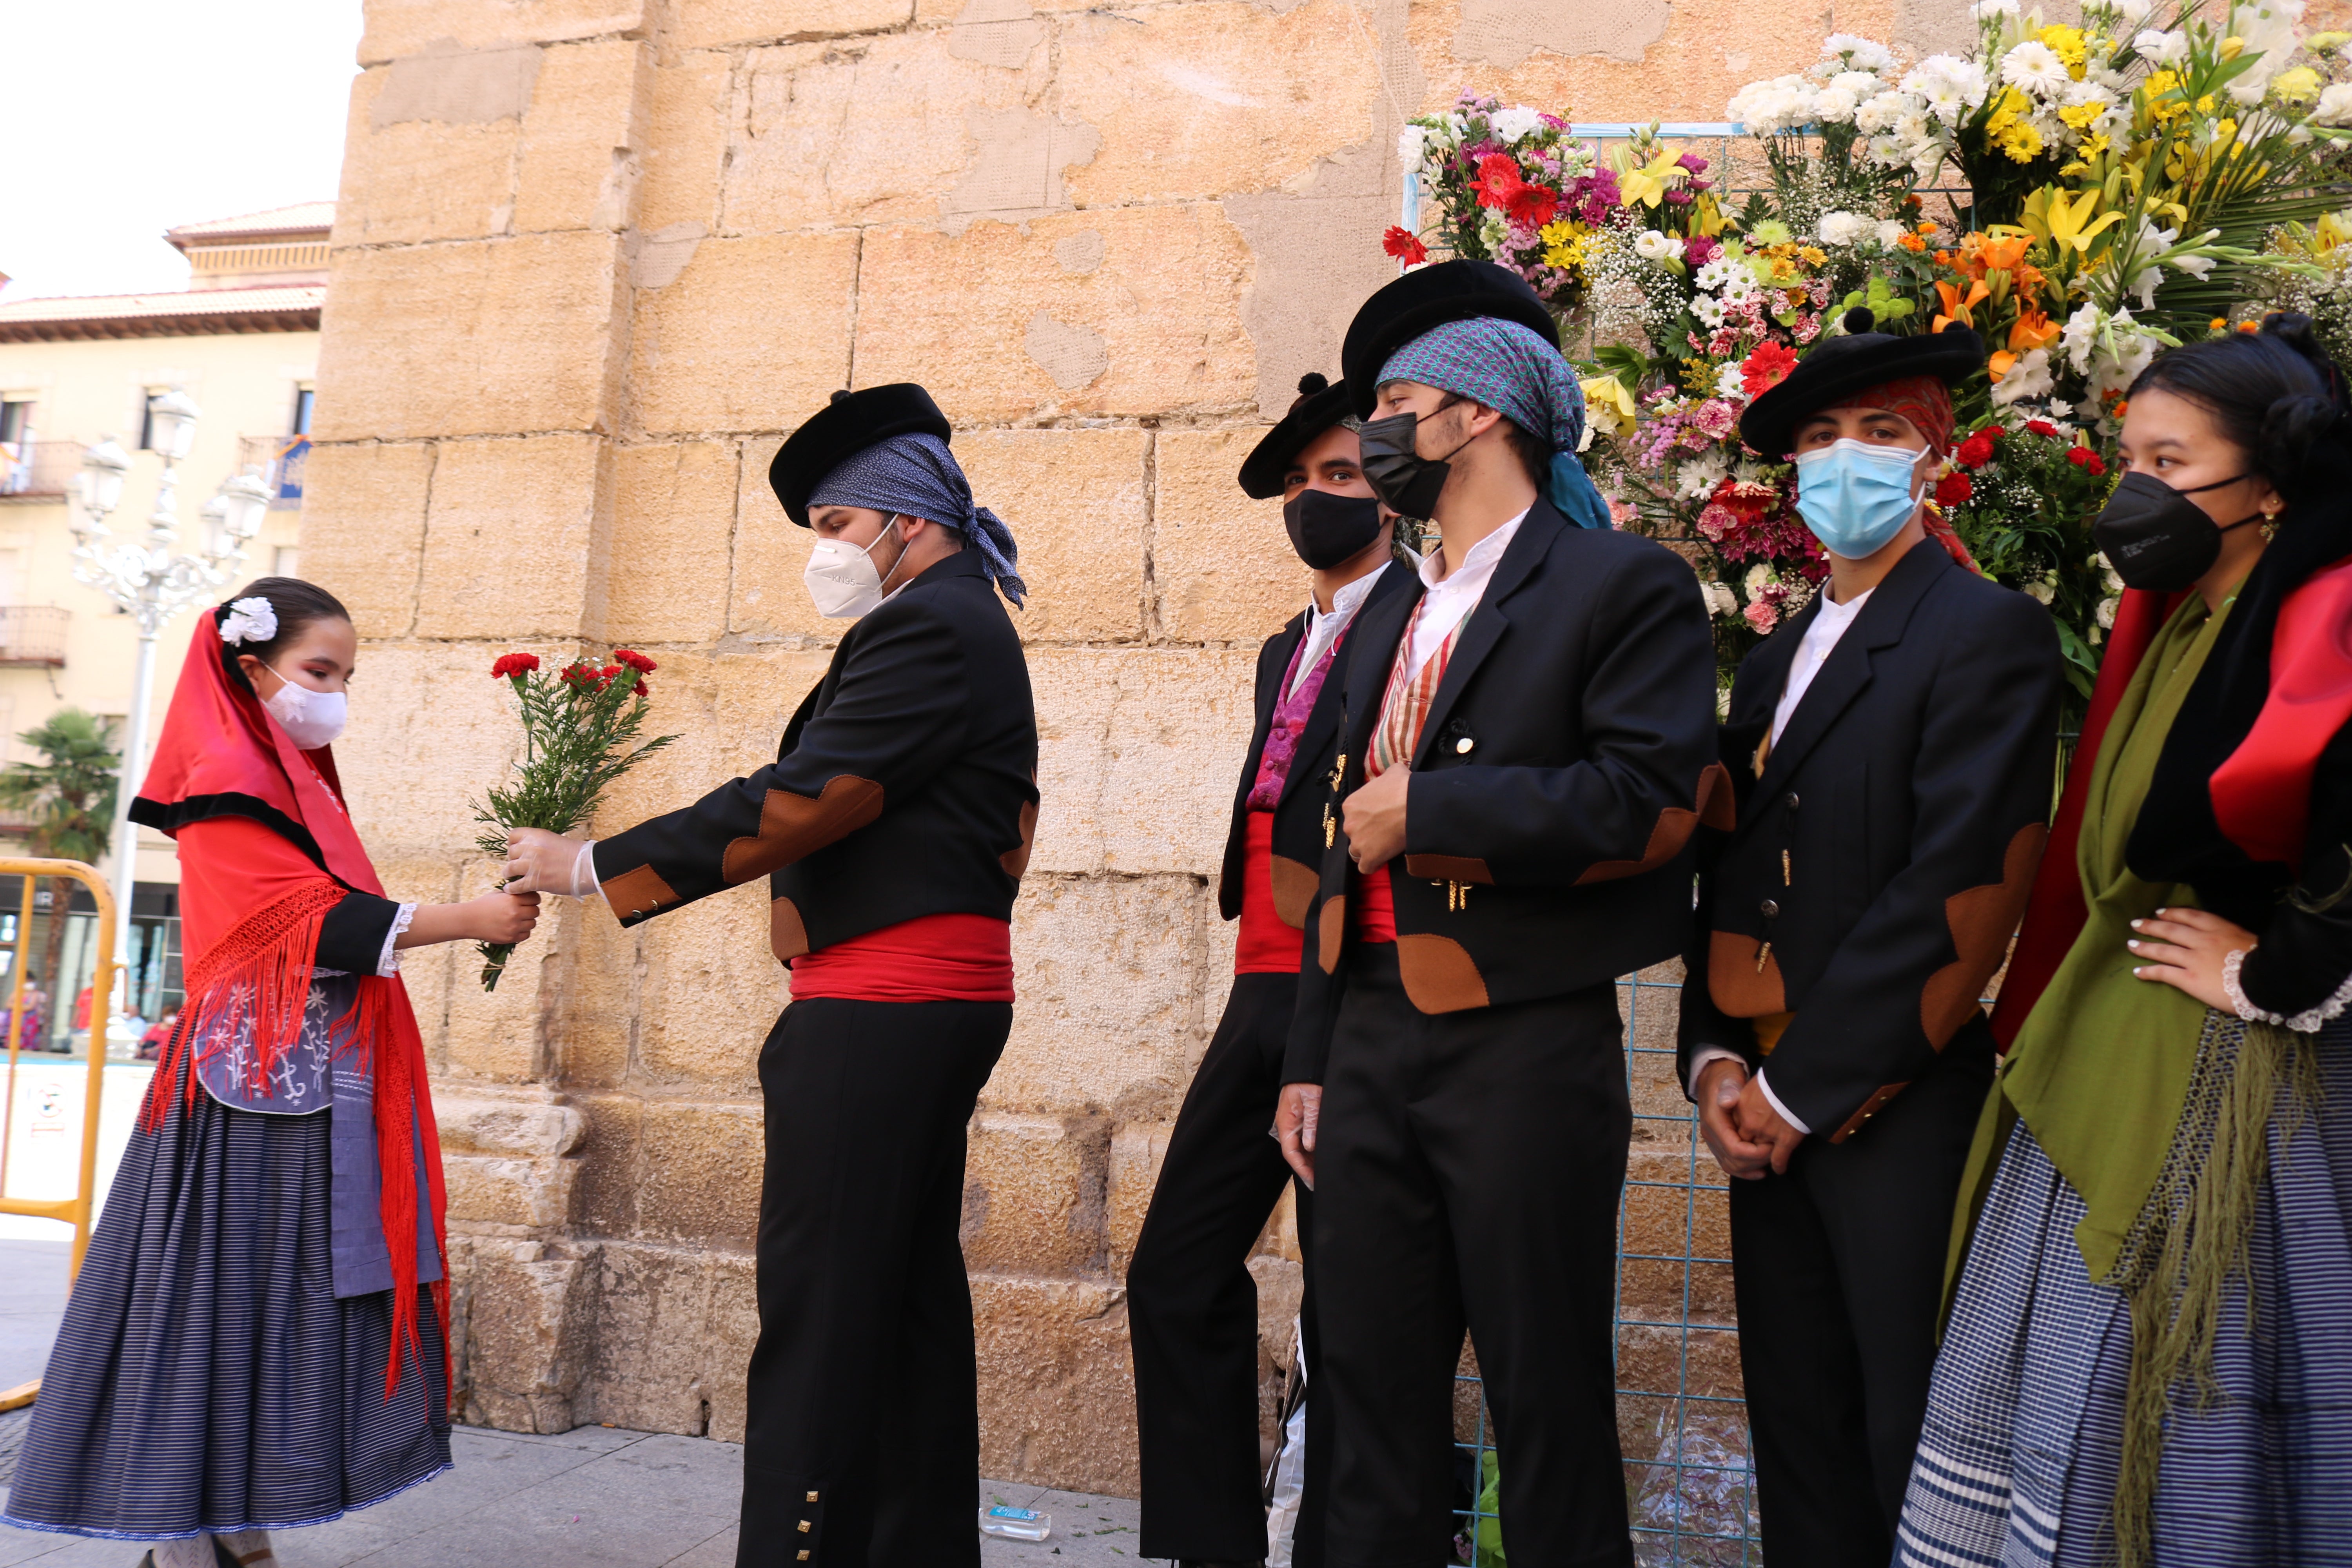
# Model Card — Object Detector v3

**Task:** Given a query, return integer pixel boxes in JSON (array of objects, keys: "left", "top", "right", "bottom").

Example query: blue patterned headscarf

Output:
[
  {"left": 1378, "top": 317, "right": 1613, "bottom": 530},
  {"left": 807, "top": 432, "right": 1027, "bottom": 607}
]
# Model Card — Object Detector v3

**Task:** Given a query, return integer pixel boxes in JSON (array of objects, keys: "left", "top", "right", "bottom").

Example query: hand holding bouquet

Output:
[{"left": 472, "top": 650, "right": 680, "bottom": 990}]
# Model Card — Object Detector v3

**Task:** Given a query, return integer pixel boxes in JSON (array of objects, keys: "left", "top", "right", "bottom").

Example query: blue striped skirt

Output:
[
  {"left": 0, "top": 1069, "right": 452, "bottom": 1540},
  {"left": 1896, "top": 1016, "right": 2352, "bottom": 1567}
]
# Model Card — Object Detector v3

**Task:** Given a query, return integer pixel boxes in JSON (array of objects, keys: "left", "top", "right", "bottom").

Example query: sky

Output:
[{"left": 0, "top": 1, "right": 362, "bottom": 301}]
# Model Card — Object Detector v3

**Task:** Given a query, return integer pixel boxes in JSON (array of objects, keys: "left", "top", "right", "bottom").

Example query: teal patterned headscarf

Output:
[{"left": 1379, "top": 317, "right": 1613, "bottom": 530}]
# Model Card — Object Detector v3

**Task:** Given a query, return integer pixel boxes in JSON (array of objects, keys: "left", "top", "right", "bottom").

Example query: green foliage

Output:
[
  {"left": 472, "top": 657, "right": 679, "bottom": 989},
  {"left": 0, "top": 709, "right": 120, "bottom": 864}
]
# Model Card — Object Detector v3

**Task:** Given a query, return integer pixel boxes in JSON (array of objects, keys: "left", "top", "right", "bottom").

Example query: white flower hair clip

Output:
[{"left": 218, "top": 596, "right": 278, "bottom": 646}]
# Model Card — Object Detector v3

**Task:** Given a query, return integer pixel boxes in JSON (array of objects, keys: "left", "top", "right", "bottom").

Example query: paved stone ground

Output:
[{"left": 0, "top": 1237, "right": 1164, "bottom": 1566}]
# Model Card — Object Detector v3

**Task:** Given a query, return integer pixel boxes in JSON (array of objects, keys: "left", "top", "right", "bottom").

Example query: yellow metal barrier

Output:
[{"left": 0, "top": 858, "right": 118, "bottom": 1410}]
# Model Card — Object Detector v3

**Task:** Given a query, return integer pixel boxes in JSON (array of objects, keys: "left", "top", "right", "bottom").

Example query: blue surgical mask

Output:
[{"left": 1794, "top": 439, "right": 1925, "bottom": 560}]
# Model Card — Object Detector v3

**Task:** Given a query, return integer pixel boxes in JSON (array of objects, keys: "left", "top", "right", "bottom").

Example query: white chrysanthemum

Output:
[
  {"left": 1633, "top": 230, "right": 1684, "bottom": 263},
  {"left": 1727, "top": 74, "right": 1818, "bottom": 132},
  {"left": 1397, "top": 124, "right": 1428, "bottom": 166},
  {"left": 2002, "top": 40, "right": 2070, "bottom": 96},
  {"left": 2135, "top": 28, "right": 2189, "bottom": 65},
  {"left": 218, "top": 596, "right": 279, "bottom": 646},
  {"left": 1701, "top": 580, "right": 1741, "bottom": 620},
  {"left": 1715, "top": 363, "right": 1749, "bottom": 399},
  {"left": 1718, "top": 264, "right": 1759, "bottom": 302},
  {"left": 1743, "top": 561, "right": 1775, "bottom": 595},
  {"left": 1814, "top": 84, "right": 1862, "bottom": 122},
  {"left": 1692, "top": 294, "right": 1729, "bottom": 328},
  {"left": 1876, "top": 218, "right": 1909, "bottom": 247},
  {"left": 1971, "top": 0, "right": 2020, "bottom": 18},
  {"left": 2316, "top": 82, "right": 2352, "bottom": 125},
  {"left": 1694, "top": 257, "right": 1739, "bottom": 291},
  {"left": 1855, "top": 88, "right": 1917, "bottom": 132},
  {"left": 1823, "top": 34, "right": 1896, "bottom": 72},
  {"left": 1903, "top": 54, "right": 1991, "bottom": 118},
  {"left": 1817, "top": 210, "right": 1871, "bottom": 245},
  {"left": 1829, "top": 69, "right": 1887, "bottom": 96},
  {"left": 1990, "top": 347, "right": 2055, "bottom": 406},
  {"left": 1490, "top": 105, "right": 1546, "bottom": 144},
  {"left": 1677, "top": 450, "right": 1730, "bottom": 501}
]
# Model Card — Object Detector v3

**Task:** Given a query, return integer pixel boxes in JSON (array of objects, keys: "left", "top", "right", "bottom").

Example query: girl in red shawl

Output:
[{"left": 3, "top": 579, "right": 539, "bottom": 1568}]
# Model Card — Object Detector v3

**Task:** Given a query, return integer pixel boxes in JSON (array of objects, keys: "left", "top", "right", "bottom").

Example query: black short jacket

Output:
[
  {"left": 1217, "top": 564, "right": 1414, "bottom": 930},
  {"left": 1284, "top": 500, "right": 1727, "bottom": 1083},
  {"left": 1676, "top": 539, "right": 2062, "bottom": 1140},
  {"left": 592, "top": 551, "right": 1039, "bottom": 958}
]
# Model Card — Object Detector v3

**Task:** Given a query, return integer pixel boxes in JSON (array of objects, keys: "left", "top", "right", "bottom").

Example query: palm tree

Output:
[{"left": 0, "top": 710, "right": 120, "bottom": 1044}]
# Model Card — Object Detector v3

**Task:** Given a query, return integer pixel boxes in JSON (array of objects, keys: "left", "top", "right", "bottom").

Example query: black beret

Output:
[
  {"left": 1737, "top": 311, "right": 1987, "bottom": 460},
  {"left": 1339, "top": 260, "right": 1559, "bottom": 419},
  {"left": 1237, "top": 373, "right": 1355, "bottom": 499},
  {"left": 768, "top": 383, "right": 953, "bottom": 526}
]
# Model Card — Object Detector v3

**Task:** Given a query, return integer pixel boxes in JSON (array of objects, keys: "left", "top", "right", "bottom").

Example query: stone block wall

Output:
[{"left": 312, "top": 0, "right": 1985, "bottom": 1497}]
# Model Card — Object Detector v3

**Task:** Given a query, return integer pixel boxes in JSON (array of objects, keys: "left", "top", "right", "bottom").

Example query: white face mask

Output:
[
  {"left": 263, "top": 678, "right": 348, "bottom": 750},
  {"left": 802, "top": 519, "right": 902, "bottom": 619}
]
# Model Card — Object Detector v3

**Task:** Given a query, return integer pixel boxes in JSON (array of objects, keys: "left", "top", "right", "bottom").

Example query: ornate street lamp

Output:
[{"left": 70, "top": 387, "right": 272, "bottom": 1011}]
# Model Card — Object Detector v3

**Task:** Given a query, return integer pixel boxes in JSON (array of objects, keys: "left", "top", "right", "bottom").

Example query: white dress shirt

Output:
[
  {"left": 1689, "top": 584, "right": 1875, "bottom": 1136},
  {"left": 1405, "top": 509, "right": 1526, "bottom": 679},
  {"left": 1289, "top": 561, "right": 1391, "bottom": 700}
]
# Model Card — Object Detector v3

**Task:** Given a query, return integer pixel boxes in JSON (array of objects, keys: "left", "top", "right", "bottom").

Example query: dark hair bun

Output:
[
  {"left": 2261, "top": 391, "right": 2337, "bottom": 486},
  {"left": 1296, "top": 372, "right": 1330, "bottom": 396}
]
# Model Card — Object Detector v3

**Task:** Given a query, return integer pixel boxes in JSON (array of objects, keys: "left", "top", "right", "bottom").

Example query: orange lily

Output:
[
  {"left": 1989, "top": 349, "right": 2018, "bottom": 381},
  {"left": 2008, "top": 308, "right": 2060, "bottom": 352},
  {"left": 1980, "top": 230, "right": 2033, "bottom": 272},
  {"left": 1934, "top": 278, "right": 1990, "bottom": 333}
]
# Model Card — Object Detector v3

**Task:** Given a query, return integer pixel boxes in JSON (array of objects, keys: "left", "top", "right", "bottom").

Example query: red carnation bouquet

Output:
[{"left": 471, "top": 649, "right": 679, "bottom": 990}]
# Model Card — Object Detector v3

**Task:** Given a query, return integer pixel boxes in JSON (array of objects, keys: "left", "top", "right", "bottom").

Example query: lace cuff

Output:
[
  {"left": 377, "top": 902, "right": 418, "bottom": 977},
  {"left": 2223, "top": 946, "right": 2352, "bottom": 1034}
]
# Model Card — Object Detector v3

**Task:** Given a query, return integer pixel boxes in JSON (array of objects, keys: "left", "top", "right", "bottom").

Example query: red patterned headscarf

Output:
[{"left": 1820, "top": 374, "right": 1956, "bottom": 456}]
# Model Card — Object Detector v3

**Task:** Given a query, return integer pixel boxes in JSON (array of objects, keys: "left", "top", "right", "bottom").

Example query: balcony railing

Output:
[
  {"left": 0, "top": 441, "right": 86, "bottom": 499},
  {"left": 0, "top": 606, "right": 69, "bottom": 666},
  {"left": 236, "top": 434, "right": 309, "bottom": 509}
]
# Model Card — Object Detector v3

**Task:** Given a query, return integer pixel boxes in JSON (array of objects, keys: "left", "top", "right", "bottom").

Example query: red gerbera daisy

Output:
[
  {"left": 1740, "top": 342, "right": 1799, "bottom": 400},
  {"left": 1382, "top": 226, "right": 1430, "bottom": 266}
]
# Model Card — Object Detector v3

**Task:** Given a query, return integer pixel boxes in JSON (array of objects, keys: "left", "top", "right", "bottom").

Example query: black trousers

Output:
[
  {"left": 1129, "top": 971, "right": 1324, "bottom": 1565},
  {"left": 1728, "top": 1016, "right": 1996, "bottom": 1568},
  {"left": 735, "top": 995, "right": 1010, "bottom": 1568},
  {"left": 1314, "top": 946, "right": 1633, "bottom": 1568}
]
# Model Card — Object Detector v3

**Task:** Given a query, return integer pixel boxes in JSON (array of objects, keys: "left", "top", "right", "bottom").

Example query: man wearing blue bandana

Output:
[
  {"left": 505, "top": 384, "right": 1037, "bottom": 1568},
  {"left": 1271, "top": 261, "right": 1725, "bottom": 1567}
]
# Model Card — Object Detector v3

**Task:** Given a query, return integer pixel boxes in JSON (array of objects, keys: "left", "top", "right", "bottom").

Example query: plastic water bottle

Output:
[{"left": 978, "top": 1504, "right": 1052, "bottom": 1542}]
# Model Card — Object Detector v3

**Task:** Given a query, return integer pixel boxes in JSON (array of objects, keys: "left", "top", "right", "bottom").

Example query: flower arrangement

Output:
[{"left": 472, "top": 649, "right": 679, "bottom": 990}]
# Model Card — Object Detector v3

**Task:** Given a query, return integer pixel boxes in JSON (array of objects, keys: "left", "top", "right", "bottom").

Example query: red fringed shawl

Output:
[{"left": 132, "top": 617, "right": 449, "bottom": 1401}]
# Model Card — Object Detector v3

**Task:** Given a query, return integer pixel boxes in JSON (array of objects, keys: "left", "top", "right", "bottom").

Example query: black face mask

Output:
[
  {"left": 2092, "top": 470, "right": 2267, "bottom": 593},
  {"left": 1357, "top": 406, "right": 1477, "bottom": 520},
  {"left": 1281, "top": 488, "right": 1385, "bottom": 570}
]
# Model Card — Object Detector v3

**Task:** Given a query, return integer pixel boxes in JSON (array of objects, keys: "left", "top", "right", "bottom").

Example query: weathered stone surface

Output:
[
  {"left": 437, "top": 1094, "right": 591, "bottom": 1156},
  {"left": 297, "top": 441, "right": 434, "bottom": 640},
  {"left": 963, "top": 1112, "right": 1109, "bottom": 1276},
  {"left": 583, "top": 1241, "right": 719, "bottom": 1434},
  {"left": 727, "top": 436, "right": 838, "bottom": 641},
  {"left": 635, "top": 1100, "right": 765, "bottom": 1248},
  {"left": 671, "top": 0, "right": 914, "bottom": 49},
  {"left": 335, "top": 642, "right": 543, "bottom": 862},
  {"left": 1152, "top": 427, "right": 1313, "bottom": 646},
  {"left": 993, "top": 875, "right": 1206, "bottom": 1122},
  {"left": 359, "top": 0, "right": 645, "bottom": 64},
  {"left": 415, "top": 433, "right": 608, "bottom": 640},
  {"left": 704, "top": 1249, "right": 760, "bottom": 1443},
  {"left": 374, "top": 42, "right": 544, "bottom": 128},
  {"left": 332, "top": 68, "right": 519, "bottom": 249},
  {"left": 592, "top": 643, "right": 838, "bottom": 835},
  {"left": 603, "top": 439, "right": 737, "bottom": 644},
  {"left": 630, "top": 893, "right": 786, "bottom": 1095},
  {"left": 445, "top": 1152, "right": 579, "bottom": 1230},
  {"left": 637, "top": 51, "right": 733, "bottom": 234},
  {"left": 953, "top": 428, "right": 1146, "bottom": 644},
  {"left": 1106, "top": 1119, "right": 1171, "bottom": 1278},
  {"left": 1027, "top": 649, "right": 1257, "bottom": 877},
  {"left": 457, "top": 1238, "right": 599, "bottom": 1433},
  {"left": 970, "top": 1274, "right": 1136, "bottom": 1495},
  {"left": 316, "top": 231, "right": 627, "bottom": 441},
  {"left": 851, "top": 208, "right": 1256, "bottom": 423},
  {"left": 1056, "top": 1, "right": 1380, "bottom": 208},
  {"left": 725, "top": 36, "right": 1053, "bottom": 234},
  {"left": 629, "top": 232, "right": 858, "bottom": 436},
  {"left": 515, "top": 40, "right": 649, "bottom": 233}
]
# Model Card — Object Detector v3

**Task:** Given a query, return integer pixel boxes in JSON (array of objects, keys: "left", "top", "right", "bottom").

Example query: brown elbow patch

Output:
[
  {"left": 722, "top": 775, "right": 885, "bottom": 885},
  {"left": 1829, "top": 1081, "right": 1910, "bottom": 1143},
  {"left": 1401, "top": 854, "right": 1494, "bottom": 885},
  {"left": 1397, "top": 934, "right": 1490, "bottom": 1013},
  {"left": 1707, "top": 930, "right": 1788, "bottom": 1018},
  {"left": 1318, "top": 896, "right": 1345, "bottom": 974},
  {"left": 1573, "top": 763, "right": 1731, "bottom": 885},
  {"left": 602, "top": 865, "right": 681, "bottom": 922},
  {"left": 1920, "top": 823, "right": 2049, "bottom": 1049},
  {"left": 1000, "top": 799, "right": 1038, "bottom": 880},
  {"left": 1271, "top": 855, "right": 1319, "bottom": 929},
  {"left": 770, "top": 897, "right": 809, "bottom": 964}
]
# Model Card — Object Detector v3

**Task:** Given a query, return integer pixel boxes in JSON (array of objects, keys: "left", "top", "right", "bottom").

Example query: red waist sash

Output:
[
  {"left": 1235, "top": 811, "right": 1306, "bottom": 975},
  {"left": 1353, "top": 862, "right": 1396, "bottom": 945},
  {"left": 788, "top": 912, "right": 1015, "bottom": 1003}
]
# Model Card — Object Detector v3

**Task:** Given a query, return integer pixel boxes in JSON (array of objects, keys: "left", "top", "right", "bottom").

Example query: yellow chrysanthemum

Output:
[
  {"left": 2037, "top": 24, "right": 2088, "bottom": 78},
  {"left": 1541, "top": 220, "right": 1596, "bottom": 270},
  {"left": 2273, "top": 65, "right": 2323, "bottom": 104},
  {"left": 2057, "top": 101, "right": 2105, "bottom": 130}
]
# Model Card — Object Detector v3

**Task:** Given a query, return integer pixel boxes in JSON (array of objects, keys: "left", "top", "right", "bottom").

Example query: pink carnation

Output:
[{"left": 1744, "top": 598, "right": 1780, "bottom": 633}]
